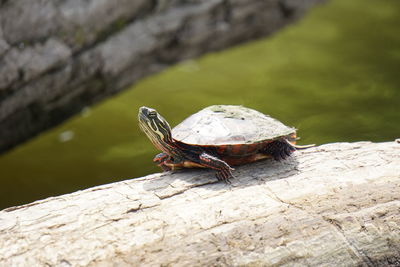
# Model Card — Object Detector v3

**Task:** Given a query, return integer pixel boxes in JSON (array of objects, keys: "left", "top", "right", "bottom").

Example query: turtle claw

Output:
[
  {"left": 159, "top": 164, "right": 172, "bottom": 172},
  {"left": 279, "top": 149, "right": 288, "bottom": 160},
  {"left": 265, "top": 139, "right": 296, "bottom": 161},
  {"left": 283, "top": 143, "right": 296, "bottom": 159},
  {"left": 216, "top": 175, "right": 230, "bottom": 184},
  {"left": 215, "top": 167, "right": 235, "bottom": 183},
  {"left": 199, "top": 152, "right": 234, "bottom": 183}
]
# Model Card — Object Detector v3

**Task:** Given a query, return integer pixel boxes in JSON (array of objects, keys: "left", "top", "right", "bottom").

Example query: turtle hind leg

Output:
[
  {"left": 199, "top": 152, "right": 234, "bottom": 183},
  {"left": 263, "top": 139, "right": 296, "bottom": 161}
]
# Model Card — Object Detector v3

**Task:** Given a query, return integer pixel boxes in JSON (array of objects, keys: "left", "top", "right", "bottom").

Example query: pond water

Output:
[{"left": 1, "top": 0, "right": 399, "bottom": 209}]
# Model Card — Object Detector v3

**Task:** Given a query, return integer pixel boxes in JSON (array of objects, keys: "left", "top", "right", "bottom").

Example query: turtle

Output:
[{"left": 138, "top": 105, "right": 313, "bottom": 182}]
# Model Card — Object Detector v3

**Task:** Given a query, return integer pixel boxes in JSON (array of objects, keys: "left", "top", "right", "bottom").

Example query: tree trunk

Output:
[
  {"left": 0, "top": 0, "right": 326, "bottom": 153},
  {"left": 1, "top": 141, "right": 399, "bottom": 266}
]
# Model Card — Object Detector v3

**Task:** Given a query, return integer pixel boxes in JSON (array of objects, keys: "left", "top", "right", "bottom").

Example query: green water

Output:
[{"left": 1, "top": 0, "right": 399, "bottom": 210}]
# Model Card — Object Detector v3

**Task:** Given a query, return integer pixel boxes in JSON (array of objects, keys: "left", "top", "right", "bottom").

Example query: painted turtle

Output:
[{"left": 138, "top": 105, "right": 312, "bottom": 182}]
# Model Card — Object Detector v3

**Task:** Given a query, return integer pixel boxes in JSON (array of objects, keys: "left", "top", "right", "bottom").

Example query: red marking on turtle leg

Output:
[
  {"left": 153, "top": 153, "right": 173, "bottom": 171},
  {"left": 153, "top": 153, "right": 168, "bottom": 163},
  {"left": 199, "top": 152, "right": 234, "bottom": 182}
]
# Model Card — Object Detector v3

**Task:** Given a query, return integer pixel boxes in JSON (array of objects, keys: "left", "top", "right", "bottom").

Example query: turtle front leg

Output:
[
  {"left": 199, "top": 152, "right": 234, "bottom": 182},
  {"left": 153, "top": 153, "right": 173, "bottom": 171}
]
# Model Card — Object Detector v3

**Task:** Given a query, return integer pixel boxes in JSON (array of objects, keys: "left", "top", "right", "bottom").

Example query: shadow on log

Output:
[
  {"left": 0, "top": 141, "right": 399, "bottom": 266},
  {"left": 0, "top": 0, "right": 326, "bottom": 153}
]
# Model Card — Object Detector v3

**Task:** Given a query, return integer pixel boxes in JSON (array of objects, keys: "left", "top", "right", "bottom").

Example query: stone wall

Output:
[{"left": 0, "top": 0, "right": 326, "bottom": 153}]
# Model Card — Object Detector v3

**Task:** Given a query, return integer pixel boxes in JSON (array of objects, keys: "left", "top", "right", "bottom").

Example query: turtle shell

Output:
[{"left": 172, "top": 105, "right": 296, "bottom": 146}]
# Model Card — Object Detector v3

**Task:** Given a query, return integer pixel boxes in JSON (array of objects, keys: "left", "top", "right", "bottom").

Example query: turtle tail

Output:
[
  {"left": 264, "top": 139, "right": 315, "bottom": 161},
  {"left": 285, "top": 139, "right": 315, "bottom": 150}
]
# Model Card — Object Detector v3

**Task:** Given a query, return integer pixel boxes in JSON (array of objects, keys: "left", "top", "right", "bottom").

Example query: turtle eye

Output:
[{"left": 148, "top": 111, "right": 157, "bottom": 118}]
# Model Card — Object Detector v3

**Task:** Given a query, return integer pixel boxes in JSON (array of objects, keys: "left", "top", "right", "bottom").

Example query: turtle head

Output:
[{"left": 138, "top": 107, "right": 173, "bottom": 147}]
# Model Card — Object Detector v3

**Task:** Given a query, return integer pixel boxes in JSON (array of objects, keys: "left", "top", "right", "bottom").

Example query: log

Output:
[
  {"left": 1, "top": 141, "right": 399, "bottom": 266},
  {"left": 0, "top": 0, "right": 326, "bottom": 153}
]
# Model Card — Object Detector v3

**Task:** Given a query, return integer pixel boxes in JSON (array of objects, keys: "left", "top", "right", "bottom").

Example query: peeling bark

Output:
[
  {"left": 0, "top": 0, "right": 326, "bottom": 153},
  {"left": 0, "top": 141, "right": 399, "bottom": 266}
]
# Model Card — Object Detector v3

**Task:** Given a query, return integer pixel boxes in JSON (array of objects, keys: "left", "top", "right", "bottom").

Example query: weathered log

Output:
[
  {"left": 0, "top": 0, "right": 326, "bottom": 153},
  {"left": 0, "top": 141, "right": 399, "bottom": 266}
]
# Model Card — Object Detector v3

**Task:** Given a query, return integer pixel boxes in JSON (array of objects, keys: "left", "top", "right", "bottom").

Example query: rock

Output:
[{"left": 0, "top": 0, "right": 326, "bottom": 153}]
